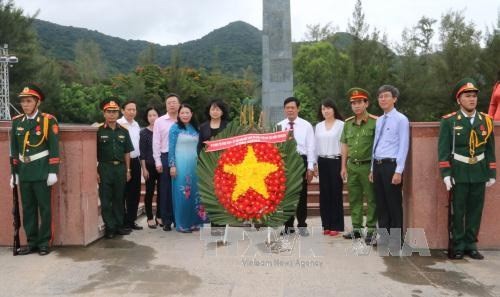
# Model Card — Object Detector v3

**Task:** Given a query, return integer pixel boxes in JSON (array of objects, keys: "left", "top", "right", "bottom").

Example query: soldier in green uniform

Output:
[
  {"left": 97, "top": 99, "right": 134, "bottom": 239},
  {"left": 438, "top": 78, "right": 496, "bottom": 260},
  {"left": 340, "top": 87, "right": 378, "bottom": 244},
  {"left": 9, "top": 84, "right": 59, "bottom": 256}
]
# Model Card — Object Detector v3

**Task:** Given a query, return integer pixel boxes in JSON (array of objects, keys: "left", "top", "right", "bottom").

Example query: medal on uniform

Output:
[{"left": 35, "top": 125, "right": 41, "bottom": 135}]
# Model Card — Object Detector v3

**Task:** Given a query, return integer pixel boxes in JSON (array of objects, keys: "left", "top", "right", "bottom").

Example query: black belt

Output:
[
  {"left": 374, "top": 158, "right": 396, "bottom": 165},
  {"left": 349, "top": 159, "right": 371, "bottom": 165},
  {"left": 319, "top": 155, "right": 341, "bottom": 160}
]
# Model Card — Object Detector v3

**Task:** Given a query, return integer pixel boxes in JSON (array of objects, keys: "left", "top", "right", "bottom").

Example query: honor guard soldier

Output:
[
  {"left": 340, "top": 88, "right": 378, "bottom": 244},
  {"left": 438, "top": 78, "right": 496, "bottom": 260},
  {"left": 97, "top": 99, "right": 134, "bottom": 239},
  {"left": 9, "top": 84, "right": 60, "bottom": 256}
]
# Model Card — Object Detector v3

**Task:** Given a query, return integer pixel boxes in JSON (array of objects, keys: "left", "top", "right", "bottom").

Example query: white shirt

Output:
[
  {"left": 314, "top": 120, "right": 344, "bottom": 160},
  {"left": 277, "top": 116, "right": 315, "bottom": 170},
  {"left": 460, "top": 109, "right": 476, "bottom": 125},
  {"left": 117, "top": 117, "right": 141, "bottom": 158}
]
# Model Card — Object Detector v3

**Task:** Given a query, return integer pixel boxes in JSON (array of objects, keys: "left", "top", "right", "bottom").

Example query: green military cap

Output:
[
  {"left": 100, "top": 98, "right": 121, "bottom": 111},
  {"left": 347, "top": 87, "right": 370, "bottom": 102},
  {"left": 18, "top": 83, "right": 45, "bottom": 101},
  {"left": 453, "top": 78, "right": 479, "bottom": 100}
]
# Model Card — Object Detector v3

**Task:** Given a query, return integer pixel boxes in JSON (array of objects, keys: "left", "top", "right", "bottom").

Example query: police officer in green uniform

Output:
[
  {"left": 10, "top": 84, "right": 59, "bottom": 256},
  {"left": 340, "top": 87, "right": 378, "bottom": 244},
  {"left": 438, "top": 78, "right": 496, "bottom": 260},
  {"left": 97, "top": 99, "right": 134, "bottom": 239}
]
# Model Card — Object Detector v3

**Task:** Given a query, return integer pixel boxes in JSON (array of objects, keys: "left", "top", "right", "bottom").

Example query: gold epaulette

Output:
[
  {"left": 442, "top": 112, "right": 457, "bottom": 119},
  {"left": 368, "top": 114, "right": 378, "bottom": 120},
  {"left": 480, "top": 112, "right": 492, "bottom": 119},
  {"left": 41, "top": 112, "right": 54, "bottom": 119},
  {"left": 345, "top": 116, "right": 355, "bottom": 122},
  {"left": 12, "top": 114, "right": 24, "bottom": 120}
]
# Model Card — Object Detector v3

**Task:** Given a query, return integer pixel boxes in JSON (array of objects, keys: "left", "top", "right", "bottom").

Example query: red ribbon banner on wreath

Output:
[{"left": 204, "top": 130, "right": 289, "bottom": 152}]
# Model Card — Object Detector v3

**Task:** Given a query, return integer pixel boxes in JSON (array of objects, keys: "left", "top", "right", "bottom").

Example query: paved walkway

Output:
[{"left": 1, "top": 216, "right": 499, "bottom": 297}]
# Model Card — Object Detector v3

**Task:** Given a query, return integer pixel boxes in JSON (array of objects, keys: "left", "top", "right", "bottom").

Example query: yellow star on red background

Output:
[{"left": 223, "top": 146, "right": 278, "bottom": 201}]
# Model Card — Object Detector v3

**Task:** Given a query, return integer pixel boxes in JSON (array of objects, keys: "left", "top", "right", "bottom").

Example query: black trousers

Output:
[
  {"left": 144, "top": 162, "right": 161, "bottom": 220},
  {"left": 159, "top": 152, "right": 174, "bottom": 226},
  {"left": 318, "top": 157, "right": 344, "bottom": 231},
  {"left": 285, "top": 155, "right": 308, "bottom": 228},
  {"left": 373, "top": 160, "right": 403, "bottom": 233},
  {"left": 125, "top": 157, "right": 142, "bottom": 226}
]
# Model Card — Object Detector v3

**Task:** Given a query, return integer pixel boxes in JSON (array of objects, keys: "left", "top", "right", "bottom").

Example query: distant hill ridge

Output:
[{"left": 32, "top": 19, "right": 358, "bottom": 76}]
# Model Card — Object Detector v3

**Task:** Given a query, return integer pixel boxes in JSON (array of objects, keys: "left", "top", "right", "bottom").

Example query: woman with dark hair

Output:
[
  {"left": 168, "top": 104, "right": 207, "bottom": 232},
  {"left": 139, "top": 107, "right": 161, "bottom": 228},
  {"left": 198, "top": 99, "right": 230, "bottom": 153},
  {"left": 314, "top": 99, "right": 345, "bottom": 236}
]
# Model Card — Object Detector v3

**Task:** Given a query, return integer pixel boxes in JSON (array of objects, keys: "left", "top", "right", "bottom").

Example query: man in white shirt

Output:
[
  {"left": 277, "top": 97, "right": 315, "bottom": 236},
  {"left": 117, "top": 100, "right": 143, "bottom": 230}
]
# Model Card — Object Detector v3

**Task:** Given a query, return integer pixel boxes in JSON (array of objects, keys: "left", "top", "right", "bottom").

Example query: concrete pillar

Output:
[{"left": 262, "top": 0, "right": 294, "bottom": 126}]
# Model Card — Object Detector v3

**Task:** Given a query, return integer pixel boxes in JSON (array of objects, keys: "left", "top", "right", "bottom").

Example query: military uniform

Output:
[
  {"left": 340, "top": 88, "right": 378, "bottom": 240},
  {"left": 97, "top": 99, "right": 134, "bottom": 237},
  {"left": 10, "top": 85, "right": 59, "bottom": 255},
  {"left": 438, "top": 78, "right": 496, "bottom": 259}
]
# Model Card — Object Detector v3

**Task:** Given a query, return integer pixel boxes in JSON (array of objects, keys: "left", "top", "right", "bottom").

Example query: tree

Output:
[
  {"left": 137, "top": 44, "right": 157, "bottom": 66},
  {"left": 0, "top": 0, "right": 41, "bottom": 100},
  {"left": 74, "top": 39, "right": 107, "bottom": 85},
  {"left": 347, "top": 0, "right": 369, "bottom": 40},
  {"left": 304, "top": 23, "right": 337, "bottom": 42}
]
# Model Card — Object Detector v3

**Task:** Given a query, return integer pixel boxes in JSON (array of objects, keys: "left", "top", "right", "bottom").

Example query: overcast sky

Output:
[{"left": 13, "top": 0, "right": 500, "bottom": 47}]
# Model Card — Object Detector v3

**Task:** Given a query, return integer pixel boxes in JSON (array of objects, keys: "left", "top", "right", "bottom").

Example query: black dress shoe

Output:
[
  {"left": 38, "top": 246, "right": 50, "bottom": 256},
  {"left": 116, "top": 228, "right": 132, "bottom": 235},
  {"left": 155, "top": 218, "right": 164, "bottom": 227},
  {"left": 163, "top": 225, "right": 172, "bottom": 231},
  {"left": 450, "top": 250, "right": 464, "bottom": 260},
  {"left": 343, "top": 231, "right": 361, "bottom": 240},
  {"left": 130, "top": 223, "right": 143, "bottom": 230},
  {"left": 466, "top": 250, "right": 484, "bottom": 260},
  {"left": 18, "top": 246, "right": 38, "bottom": 255}
]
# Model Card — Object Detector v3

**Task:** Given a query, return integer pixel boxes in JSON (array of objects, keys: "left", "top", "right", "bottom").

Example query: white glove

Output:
[
  {"left": 486, "top": 178, "right": 496, "bottom": 188},
  {"left": 47, "top": 173, "right": 58, "bottom": 186},
  {"left": 10, "top": 174, "right": 19, "bottom": 189},
  {"left": 443, "top": 176, "right": 454, "bottom": 191}
]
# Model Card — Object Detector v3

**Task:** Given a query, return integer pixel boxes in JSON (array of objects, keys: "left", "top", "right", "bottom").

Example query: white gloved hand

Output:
[
  {"left": 486, "top": 178, "right": 496, "bottom": 188},
  {"left": 10, "top": 174, "right": 19, "bottom": 189},
  {"left": 443, "top": 176, "right": 454, "bottom": 191},
  {"left": 47, "top": 173, "right": 58, "bottom": 186}
]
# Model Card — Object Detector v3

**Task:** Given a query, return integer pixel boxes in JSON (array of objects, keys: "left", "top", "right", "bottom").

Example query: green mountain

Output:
[
  {"left": 32, "top": 19, "right": 362, "bottom": 77},
  {"left": 32, "top": 19, "right": 263, "bottom": 75}
]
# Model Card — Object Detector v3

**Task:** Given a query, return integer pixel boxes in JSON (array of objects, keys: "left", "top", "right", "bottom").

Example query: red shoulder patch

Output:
[
  {"left": 52, "top": 124, "right": 59, "bottom": 135},
  {"left": 442, "top": 112, "right": 457, "bottom": 119}
]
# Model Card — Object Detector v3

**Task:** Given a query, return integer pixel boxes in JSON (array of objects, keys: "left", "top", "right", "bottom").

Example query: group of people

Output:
[
  {"left": 277, "top": 85, "right": 409, "bottom": 245},
  {"left": 279, "top": 79, "right": 496, "bottom": 261},
  {"left": 7, "top": 76, "right": 497, "bottom": 259},
  {"left": 97, "top": 94, "right": 230, "bottom": 238}
]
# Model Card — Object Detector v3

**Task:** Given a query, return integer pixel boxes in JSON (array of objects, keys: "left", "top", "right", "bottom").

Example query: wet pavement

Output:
[{"left": 1, "top": 216, "right": 499, "bottom": 297}]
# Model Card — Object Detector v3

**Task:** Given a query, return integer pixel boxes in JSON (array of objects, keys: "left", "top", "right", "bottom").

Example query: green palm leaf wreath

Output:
[{"left": 197, "top": 121, "right": 304, "bottom": 227}]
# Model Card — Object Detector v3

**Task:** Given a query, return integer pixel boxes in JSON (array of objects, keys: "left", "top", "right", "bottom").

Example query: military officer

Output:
[
  {"left": 340, "top": 88, "right": 378, "bottom": 244},
  {"left": 10, "top": 84, "right": 59, "bottom": 256},
  {"left": 97, "top": 98, "right": 134, "bottom": 239},
  {"left": 438, "top": 78, "right": 496, "bottom": 260}
]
